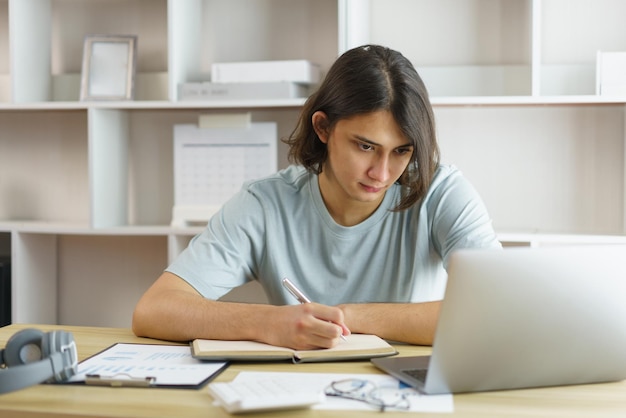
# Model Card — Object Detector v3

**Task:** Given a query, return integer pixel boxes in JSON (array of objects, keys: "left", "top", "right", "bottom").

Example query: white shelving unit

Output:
[{"left": 1, "top": 0, "right": 625, "bottom": 327}]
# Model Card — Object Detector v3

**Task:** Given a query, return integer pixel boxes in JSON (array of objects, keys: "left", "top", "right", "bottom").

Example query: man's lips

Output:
[{"left": 360, "top": 183, "right": 386, "bottom": 193}]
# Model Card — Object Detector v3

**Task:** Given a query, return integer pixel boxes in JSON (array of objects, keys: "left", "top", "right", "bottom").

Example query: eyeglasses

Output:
[{"left": 324, "top": 378, "right": 411, "bottom": 412}]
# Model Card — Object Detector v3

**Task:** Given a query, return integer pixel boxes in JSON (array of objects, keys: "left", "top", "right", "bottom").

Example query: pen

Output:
[{"left": 282, "top": 277, "right": 347, "bottom": 341}]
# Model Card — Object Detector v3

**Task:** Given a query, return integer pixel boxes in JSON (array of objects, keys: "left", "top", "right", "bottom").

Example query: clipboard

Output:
[
  {"left": 66, "top": 343, "right": 229, "bottom": 389},
  {"left": 85, "top": 373, "right": 157, "bottom": 387}
]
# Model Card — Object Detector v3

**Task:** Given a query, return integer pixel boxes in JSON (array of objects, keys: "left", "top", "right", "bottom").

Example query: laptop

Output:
[{"left": 372, "top": 245, "right": 626, "bottom": 394}]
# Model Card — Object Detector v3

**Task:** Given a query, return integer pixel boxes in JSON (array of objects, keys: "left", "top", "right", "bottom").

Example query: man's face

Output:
[{"left": 314, "top": 110, "right": 413, "bottom": 223}]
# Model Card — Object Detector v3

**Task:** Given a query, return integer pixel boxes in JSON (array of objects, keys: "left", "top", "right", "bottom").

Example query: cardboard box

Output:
[
  {"left": 211, "top": 60, "right": 321, "bottom": 84},
  {"left": 179, "top": 81, "right": 309, "bottom": 101}
]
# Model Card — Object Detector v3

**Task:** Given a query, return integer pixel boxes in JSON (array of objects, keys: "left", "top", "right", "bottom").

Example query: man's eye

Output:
[{"left": 358, "top": 143, "right": 373, "bottom": 151}]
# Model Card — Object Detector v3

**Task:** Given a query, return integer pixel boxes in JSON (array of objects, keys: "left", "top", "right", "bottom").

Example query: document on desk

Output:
[
  {"left": 231, "top": 371, "right": 454, "bottom": 413},
  {"left": 67, "top": 343, "right": 228, "bottom": 388}
]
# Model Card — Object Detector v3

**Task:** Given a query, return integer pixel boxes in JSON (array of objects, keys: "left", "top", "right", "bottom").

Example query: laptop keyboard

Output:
[{"left": 402, "top": 368, "right": 428, "bottom": 383}]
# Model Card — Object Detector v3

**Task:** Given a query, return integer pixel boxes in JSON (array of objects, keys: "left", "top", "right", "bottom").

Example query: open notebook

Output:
[{"left": 191, "top": 333, "right": 397, "bottom": 363}]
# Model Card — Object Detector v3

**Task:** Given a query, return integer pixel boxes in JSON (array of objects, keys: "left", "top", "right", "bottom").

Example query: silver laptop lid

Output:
[{"left": 425, "top": 245, "right": 626, "bottom": 394}]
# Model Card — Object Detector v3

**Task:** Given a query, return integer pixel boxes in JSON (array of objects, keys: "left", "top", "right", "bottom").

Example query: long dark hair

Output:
[{"left": 284, "top": 44, "right": 440, "bottom": 211}]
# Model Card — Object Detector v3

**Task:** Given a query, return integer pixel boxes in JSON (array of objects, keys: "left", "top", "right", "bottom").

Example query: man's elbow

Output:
[{"left": 131, "top": 297, "right": 152, "bottom": 338}]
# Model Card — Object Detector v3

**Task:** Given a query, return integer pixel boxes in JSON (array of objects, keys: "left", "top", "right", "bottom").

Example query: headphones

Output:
[{"left": 0, "top": 328, "right": 77, "bottom": 394}]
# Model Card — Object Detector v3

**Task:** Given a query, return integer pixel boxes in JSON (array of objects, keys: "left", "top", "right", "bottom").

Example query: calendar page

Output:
[{"left": 172, "top": 123, "right": 277, "bottom": 225}]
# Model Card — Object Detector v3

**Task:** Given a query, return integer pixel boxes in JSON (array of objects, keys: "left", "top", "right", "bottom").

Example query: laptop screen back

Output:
[{"left": 423, "top": 245, "right": 626, "bottom": 394}]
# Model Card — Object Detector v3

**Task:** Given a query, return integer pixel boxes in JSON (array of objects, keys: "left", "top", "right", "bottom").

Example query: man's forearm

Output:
[
  {"left": 132, "top": 288, "right": 274, "bottom": 342},
  {"left": 132, "top": 272, "right": 349, "bottom": 349},
  {"left": 339, "top": 301, "right": 441, "bottom": 345}
]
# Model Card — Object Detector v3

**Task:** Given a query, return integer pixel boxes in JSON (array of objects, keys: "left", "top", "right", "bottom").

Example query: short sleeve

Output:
[
  {"left": 166, "top": 188, "right": 266, "bottom": 299},
  {"left": 426, "top": 168, "right": 502, "bottom": 267}
]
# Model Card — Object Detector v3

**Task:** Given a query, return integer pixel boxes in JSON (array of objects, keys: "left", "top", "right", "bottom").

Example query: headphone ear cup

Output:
[
  {"left": 3, "top": 329, "right": 45, "bottom": 367},
  {"left": 40, "top": 331, "right": 54, "bottom": 358},
  {"left": 40, "top": 330, "right": 76, "bottom": 382},
  {"left": 41, "top": 330, "right": 71, "bottom": 358}
]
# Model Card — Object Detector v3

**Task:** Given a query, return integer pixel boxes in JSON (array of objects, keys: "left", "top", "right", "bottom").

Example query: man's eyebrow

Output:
[{"left": 355, "top": 135, "right": 413, "bottom": 149}]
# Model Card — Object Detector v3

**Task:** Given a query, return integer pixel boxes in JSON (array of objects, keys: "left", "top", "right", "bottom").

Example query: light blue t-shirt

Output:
[{"left": 167, "top": 164, "right": 501, "bottom": 305}]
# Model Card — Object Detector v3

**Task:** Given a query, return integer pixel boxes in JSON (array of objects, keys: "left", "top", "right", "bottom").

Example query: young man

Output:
[{"left": 132, "top": 45, "right": 501, "bottom": 349}]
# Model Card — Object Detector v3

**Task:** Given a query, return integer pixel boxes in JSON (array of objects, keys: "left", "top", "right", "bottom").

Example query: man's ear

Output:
[{"left": 312, "top": 111, "right": 330, "bottom": 144}]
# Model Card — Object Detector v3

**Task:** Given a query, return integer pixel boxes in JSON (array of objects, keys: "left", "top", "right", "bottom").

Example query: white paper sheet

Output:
[{"left": 232, "top": 371, "right": 454, "bottom": 413}]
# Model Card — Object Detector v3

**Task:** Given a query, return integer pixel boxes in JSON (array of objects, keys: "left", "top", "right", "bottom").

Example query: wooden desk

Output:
[{"left": 0, "top": 324, "right": 625, "bottom": 417}]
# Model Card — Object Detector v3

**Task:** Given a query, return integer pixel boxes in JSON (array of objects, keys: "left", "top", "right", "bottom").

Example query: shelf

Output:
[
  {"left": 498, "top": 232, "right": 626, "bottom": 247},
  {"left": 0, "top": 95, "right": 624, "bottom": 112},
  {"left": 4, "top": 219, "right": 626, "bottom": 248},
  {"left": 0, "top": 221, "right": 203, "bottom": 236},
  {"left": 0, "top": 98, "right": 309, "bottom": 111},
  {"left": 431, "top": 95, "right": 626, "bottom": 106}
]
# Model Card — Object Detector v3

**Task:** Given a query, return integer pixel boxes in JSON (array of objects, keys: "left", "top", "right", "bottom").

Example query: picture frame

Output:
[{"left": 80, "top": 35, "right": 137, "bottom": 101}]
